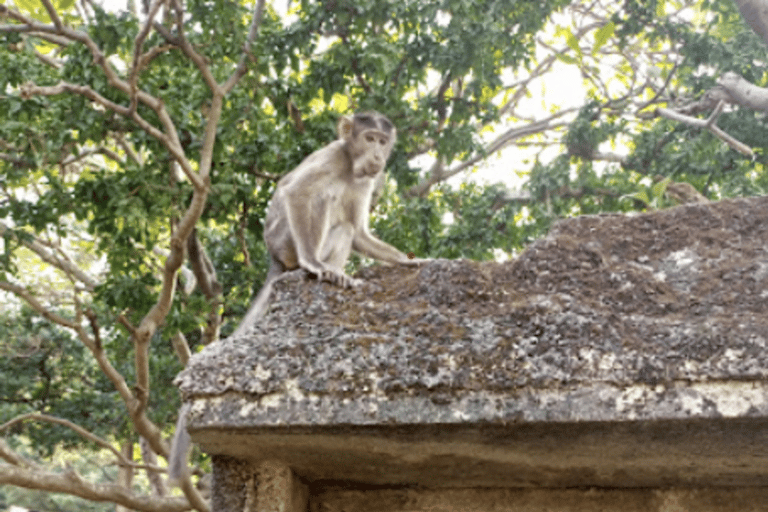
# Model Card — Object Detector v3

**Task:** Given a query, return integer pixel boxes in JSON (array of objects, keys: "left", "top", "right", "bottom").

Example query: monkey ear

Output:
[{"left": 337, "top": 115, "right": 354, "bottom": 141}]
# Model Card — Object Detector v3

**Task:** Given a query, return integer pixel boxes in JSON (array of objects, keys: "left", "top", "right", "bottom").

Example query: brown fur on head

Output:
[{"left": 338, "top": 111, "right": 397, "bottom": 178}]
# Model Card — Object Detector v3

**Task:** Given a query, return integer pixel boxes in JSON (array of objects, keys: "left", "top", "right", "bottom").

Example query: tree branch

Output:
[
  {"left": 0, "top": 281, "right": 169, "bottom": 485},
  {"left": 19, "top": 81, "right": 203, "bottom": 189},
  {"left": 129, "top": 0, "right": 167, "bottom": 112},
  {"left": 0, "top": 281, "right": 79, "bottom": 329},
  {"left": 167, "top": 0, "right": 221, "bottom": 94},
  {"left": 0, "top": 5, "right": 199, "bottom": 188},
  {"left": 0, "top": 223, "right": 98, "bottom": 291},
  {"left": 0, "top": 414, "right": 163, "bottom": 472},
  {"left": 40, "top": 0, "right": 64, "bottom": 30},
  {"left": 223, "top": 0, "right": 266, "bottom": 94},
  {"left": 656, "top": 106, "right": 754, "bottom": 157},
  {"left": 0, "top": 438, "right": 38, "bottom": 468},
  {"left": 717, "top": 70, "right": 768, "bottom": 111},
  {"left": 0, "top": 465, "right": 191, "bottom": 512},
  {"left": 407, "top": 110, "right": 576, "bottom": 196}
]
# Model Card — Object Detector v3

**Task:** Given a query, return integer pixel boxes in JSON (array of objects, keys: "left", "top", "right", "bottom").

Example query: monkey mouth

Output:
[{"left": 353, "top": 160, "right": 385, "bottom": 177}]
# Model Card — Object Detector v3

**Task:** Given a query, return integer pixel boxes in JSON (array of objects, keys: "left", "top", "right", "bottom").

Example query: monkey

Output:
[
  {"left": 231, "top": 111, "right": 425, "bottom": 337},
  {"left": 168, "top": 112, "right": 426, "bottom": 482}
]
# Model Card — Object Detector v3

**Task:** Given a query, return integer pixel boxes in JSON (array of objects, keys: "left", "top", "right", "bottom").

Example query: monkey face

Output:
[{"left": 351, "top": 128, "right": 392, "bottom": 178}]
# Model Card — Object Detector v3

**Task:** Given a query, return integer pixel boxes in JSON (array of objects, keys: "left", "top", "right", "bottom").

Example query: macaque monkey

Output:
[
  {"left": 231, "top": 111, "right": 423, "bottom": 337},
  {"left": 169, "top": 112, "right": 424, "bottom": 482}
]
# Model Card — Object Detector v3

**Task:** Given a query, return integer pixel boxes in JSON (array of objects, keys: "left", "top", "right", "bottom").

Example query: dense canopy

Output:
[{"left": 1, "top": 0, "right": 768, "bottom": 510}]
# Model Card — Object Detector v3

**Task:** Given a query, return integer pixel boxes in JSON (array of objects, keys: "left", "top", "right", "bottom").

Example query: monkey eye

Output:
[{"left": 365, "top": 134, "right": 375, "bottom": 143}]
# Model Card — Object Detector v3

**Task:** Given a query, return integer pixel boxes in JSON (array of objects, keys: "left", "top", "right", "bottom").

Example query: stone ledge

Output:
[
  {"left": 199, "top": 415, "right": 768, "bottom": 488},
  {"left": 184, "top": 379, "right": 768, "bottom": 428}
]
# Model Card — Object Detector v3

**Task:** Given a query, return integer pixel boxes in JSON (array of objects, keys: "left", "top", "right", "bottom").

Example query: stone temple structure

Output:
[{"left": 175, "top": 195, "right": 768, "bottom": 511}]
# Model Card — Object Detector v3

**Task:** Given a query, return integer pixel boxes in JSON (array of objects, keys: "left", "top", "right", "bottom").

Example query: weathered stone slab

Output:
[{"left": 176, "top": 195, "right": 768, "bottom": 490}]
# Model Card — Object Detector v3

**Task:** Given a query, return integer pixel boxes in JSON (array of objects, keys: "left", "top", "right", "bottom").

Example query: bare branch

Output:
[
  {"left": 223, "top": 0, "right": 266, "bottom": 93},
  {"left": 657, "top": 106, "right": 754, "bottom": 157},
  {"left": 705, "top": 99, "right": 726, "bottom": 127},
  {"left": 165, "top": 0, "right": 221, "bottom": 94},
  {"left": 0, "top": 281, "right": 79, "bottom": 329},
  {"left": 0, "top": 280, "right": 168, "bottom": 473},
  {"left": 248, "top": 165, "right": 280, "bottom": 181},
  {"left": 32, "top": 47, "right": 63, "bottom": 68},
  {"left": 408, "top": 109, "right": 576, "bottom": 196},
  {"left": 137, "top": 43, "right": 175, "bottom": 69},
  {"left": 40, "top": 0, "right": 64, "bottom": 30},
  {"left": 717, "top": 71, "right": 768, "bottom": 112},
  {"left": 42, "top": 0, "right": 64, "bottom": 30},
  {"left": 0, "top": 438, "right": 38, "bottom": 468},
  {"left": 0, "top": 414, "right": 164, "bottom": 472},
  {"left": 27, "top": 31, "right": 71, "bottom": 46},
  {"left": 187, "top": 230, "right": 222, "bottom": 344},
  {"left": 636, "top": 57, "right": 684, "bottom": 113},
  {"left": 19, "top": 81, "right": 202, "bottom": 188},
  {"left": 130, "top": 0, "right": 167, "bottom": 112},
  {"left": 61, "top": 146, "right": 124, "bottom": 168},
  {"left": 140, "top": 436, "right": 168, "bottom": 497},
  {"left": 0, "top": 465, "right": 191, "bottom": 512},
  {"left": 0, "top": 222, "right": 98, "bottom": 290},
  {"left": 172, "top": 332, "right": 192, "bottom": 366},
  {"left": 113, "top": 133, "right": 143, "bottom": 165}
]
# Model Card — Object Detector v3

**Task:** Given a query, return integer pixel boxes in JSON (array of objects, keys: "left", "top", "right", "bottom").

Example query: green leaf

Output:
[
  {"left": 556, "top": 53, "right": 579, "bottom": 65},
  {"left": 652, "top": 177, "right": 671, "bottom": 200},
  {"left": 565, "top": 28, "right": 582, "bottom": 56},
  {"left": 57, "top": 0, "right": 76, "bottom": 11},
  {"left": 621, "top": 190, "right": 651, "bottom": 206},
  {"left": 592, "top": 22, "right": 615, "bottom": 54}
]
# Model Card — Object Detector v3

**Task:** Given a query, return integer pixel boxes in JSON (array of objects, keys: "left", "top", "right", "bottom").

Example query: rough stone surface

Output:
[{"left": 176, "top": 195, "right": 768, "bottom": 491}]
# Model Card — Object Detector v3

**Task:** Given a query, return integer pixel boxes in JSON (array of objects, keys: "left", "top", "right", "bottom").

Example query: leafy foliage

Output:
[{"left": 1, "top": 0, "right": 768, "bottom": 509}]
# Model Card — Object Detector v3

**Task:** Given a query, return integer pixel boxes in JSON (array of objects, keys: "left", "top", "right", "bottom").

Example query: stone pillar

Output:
[{"left": 254, "top": 460, "right": 307, "bottom": 512}]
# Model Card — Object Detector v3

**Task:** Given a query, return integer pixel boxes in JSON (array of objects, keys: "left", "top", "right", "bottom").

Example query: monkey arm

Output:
[{"left": 352, "top": 228, "right": 414, "bottom": 264}]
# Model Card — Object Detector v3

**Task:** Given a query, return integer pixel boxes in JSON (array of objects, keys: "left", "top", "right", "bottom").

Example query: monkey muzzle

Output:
[{"left": 353, "top": 156, "right": 386, "bottom": 178}]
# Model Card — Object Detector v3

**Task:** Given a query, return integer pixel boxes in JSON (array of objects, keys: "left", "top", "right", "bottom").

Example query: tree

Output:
[
  {"left": 521, "top": 0, "right": 768, "bottom": 215},
  {"left": 0, "top": 0, "right": 568, "bottom": 510},
  {"left": 2, "top": 0, "right": 768, "bottom": 510}
]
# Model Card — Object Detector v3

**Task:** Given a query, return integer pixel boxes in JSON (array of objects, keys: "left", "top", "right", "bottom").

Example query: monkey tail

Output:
[
  {"left": 231, "top": 257, "right": 285, "bottom": 337},
  {"left": 168, "top": 403, "right": 192, "bottom": 484}
]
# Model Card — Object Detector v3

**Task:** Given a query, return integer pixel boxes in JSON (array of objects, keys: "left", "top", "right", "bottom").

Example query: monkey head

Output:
[{"left": 338, "top": 112, "right": 397, "bottom": 179}]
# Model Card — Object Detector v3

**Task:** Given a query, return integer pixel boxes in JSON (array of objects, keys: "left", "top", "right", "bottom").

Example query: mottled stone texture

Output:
[{"left": 177, "top": 196, "right": 768, "bottom": 510}]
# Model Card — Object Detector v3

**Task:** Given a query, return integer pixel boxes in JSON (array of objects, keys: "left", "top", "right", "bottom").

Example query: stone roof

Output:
[{"left": 175, "top": 195, "right": 768, "bottom": 488}]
